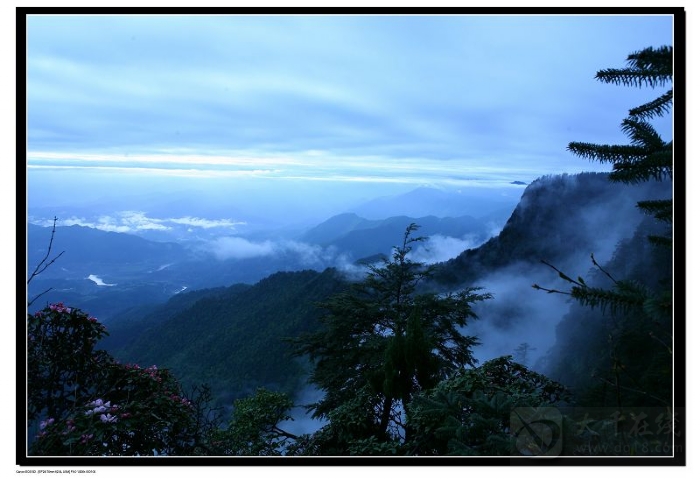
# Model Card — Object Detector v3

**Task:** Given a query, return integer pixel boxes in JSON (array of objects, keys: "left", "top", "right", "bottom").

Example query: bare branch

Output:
[
  {"left": 27, "top": 217, "right": 66, "bottom": 307},
  {"left": 27, "top": 287, "right": 54, "bottom": 308},
  {"left": 531, "top": 284, "right": 572, "bottom": 296},
  {"left": 539, "top": 259, "right": 585, "bottom": 286},
  {"left": 27, "top": 216, "right": 65, "bottom": 286},
  {"left": 590, "top": 253, "right": 620, "bottom": 285}
]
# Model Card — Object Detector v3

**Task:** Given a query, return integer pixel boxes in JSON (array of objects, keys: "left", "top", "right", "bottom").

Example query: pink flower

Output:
[{"left": 48, "top": 302, "right": 70, "bottom": 313}]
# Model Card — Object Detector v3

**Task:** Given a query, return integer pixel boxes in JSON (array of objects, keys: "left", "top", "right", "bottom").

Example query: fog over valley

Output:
[{"left": 27, "top": 182, "right": 522, "bottom": 321}]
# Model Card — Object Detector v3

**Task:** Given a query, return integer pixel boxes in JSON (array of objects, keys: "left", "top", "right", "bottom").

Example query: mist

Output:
[
  {"left": 408, "top": 234, "right": 482, "bottom": 264},
  {"left": 465, "top": 262, "right": 577, "bottom": 371},
  {"left": 278, "top": 386, "right": 329, "bottom": 438},
  {"left": 201, "top": 225, "right": 494, "bottom": 281},
  {"left": 206, "top": 237, "right": 277, "bottom": 260},
  {"left": 452, "top": 175, "right": 671, "bottom": 374}
]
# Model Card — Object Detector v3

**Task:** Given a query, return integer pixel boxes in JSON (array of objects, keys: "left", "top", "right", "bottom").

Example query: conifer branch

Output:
[
  {"left": 647, "top": 235, "right": 673, "bottom": 248},
  {"left": 637, "top": 199, "right": 673, "bottom": 223},
  {"left": 620, "top": 118, "right": 664, "bottom": 149},
  {"left": 629, "top": 89, "right": 673, "bottom": 120},
  {"left": 595, "top": 46, "right": 673, "bottom": 89},
  {"left": 535, "top": 258, "right": 647, "bottom": 316},
  {"left": 569, "top": 282, "right": 646, "bottom": 316},
  {"left": 566, "top": 142, "right": 650, "bottom": 164},
  {"left": 608, "top": 148, "right": 673, "bottom": 184},
  {"left": 625, "top": 45, "right": 673, "bottom": 72},
  {"left": 594, "top": 69, "right": 671, "bottom": 88}
]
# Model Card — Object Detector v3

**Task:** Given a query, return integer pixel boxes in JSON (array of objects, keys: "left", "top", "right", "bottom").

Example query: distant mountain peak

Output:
[{"left": 350, "top": 185, "right": 521, "bottom": 220}]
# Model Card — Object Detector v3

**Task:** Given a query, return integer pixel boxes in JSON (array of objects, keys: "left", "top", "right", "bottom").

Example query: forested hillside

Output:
[
  {"left": 110, "top": 268, "right": 347, "bottom": 406},
  {"left": 27, "top": 223, "right": 186, "bottom": 272}
]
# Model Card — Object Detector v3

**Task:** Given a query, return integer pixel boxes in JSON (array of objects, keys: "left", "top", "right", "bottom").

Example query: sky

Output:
[{"left": 24, "top": 12, "right": 675, "bottom": 223}]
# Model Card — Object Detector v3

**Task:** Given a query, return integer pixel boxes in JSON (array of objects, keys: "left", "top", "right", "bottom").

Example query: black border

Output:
[{"left": 17, "top": 5, "right": 687, "bottom": 468}]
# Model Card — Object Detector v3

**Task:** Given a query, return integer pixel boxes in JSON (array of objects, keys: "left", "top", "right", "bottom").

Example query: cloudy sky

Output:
[
  {"left": 26, "top": 14, "right": 674, "bottom": 178},
  {"left": 22, "top": 11, "right": 677, "bottom": 231}
]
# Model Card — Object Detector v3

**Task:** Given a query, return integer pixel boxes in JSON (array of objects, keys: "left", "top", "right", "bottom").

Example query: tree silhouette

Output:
[
  {"left": 534, "top": 45, "right": 674, "bottom": 408},
  {"left": 568, "top": 45, "right": 673, "bottom": 247},
  {"left": 291, "top": 224, "right": 491, "bottom": 451},
  {"left": 535, "top": 45, "right": 673, "bottom": 316}
]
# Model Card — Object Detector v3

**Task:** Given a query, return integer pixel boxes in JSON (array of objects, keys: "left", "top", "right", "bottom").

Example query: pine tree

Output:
[
  {"left": 291, "top": 224, "right": 490, "bottom": 450},
  {"left": 536, "top": 45, "right": 673, "bottom": 316},
  {"left": 534, "top": 46, "right": 675, "bottom": 408},
  {"left": 568, "top": 45, "right": 673, "bottom": 247}
]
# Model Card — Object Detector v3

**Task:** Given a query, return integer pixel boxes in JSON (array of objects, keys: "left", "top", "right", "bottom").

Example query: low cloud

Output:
[
  {"left": 462, "top": 262, "right": 576, "bottom": 371},
  {"left": 205, "top": 236, "right": 383, "bottom": 279},
  {"left": 167, "top": 216, "right": 246, "bottom": 229},
  {"left": 100, "top": 211, "right": 171, "bottom": 231},
  {"left": 205, "top": 237, "right": 336, "bottom": 265},
  {"left": 31, "top": 211, "right": 245, "bottom": 235},
  {"left": 280, "top": 241, "right": 340, "bottom": 268},
  {"left": 208, "top": 237, "right": 276, "bottom": 260},
  {"left": 408, "top": 234, "right": 481, "bottom": 264}
]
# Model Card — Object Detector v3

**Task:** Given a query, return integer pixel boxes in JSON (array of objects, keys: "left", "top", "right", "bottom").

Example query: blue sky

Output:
[{"left": 26, "top": 13, "right": 674, "bottom": 194}]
